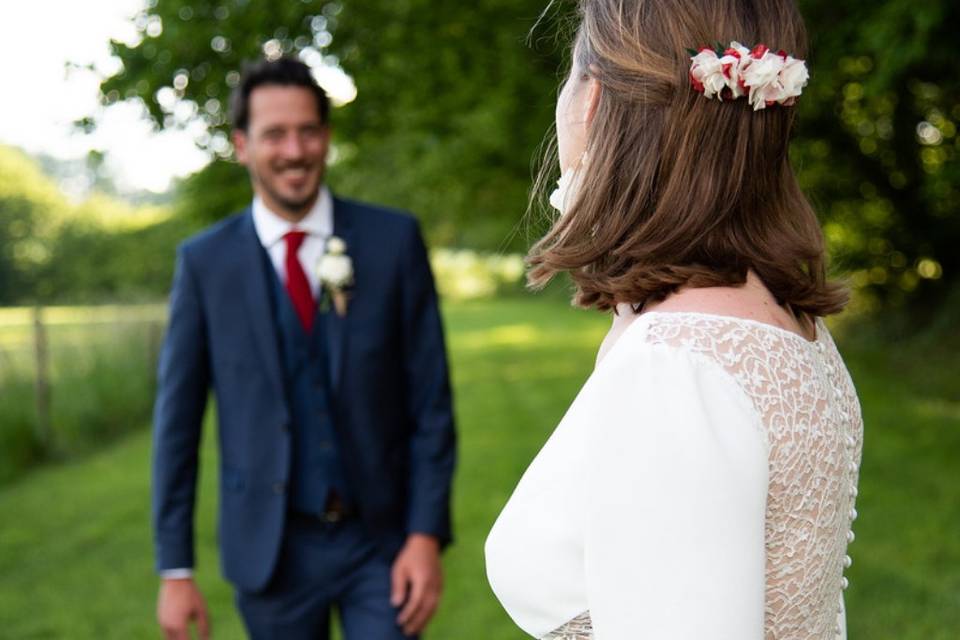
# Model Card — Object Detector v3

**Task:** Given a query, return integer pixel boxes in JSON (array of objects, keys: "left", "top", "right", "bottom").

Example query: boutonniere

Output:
[{"left": 316, "top": 235, "right": 353, "bottom": 317}]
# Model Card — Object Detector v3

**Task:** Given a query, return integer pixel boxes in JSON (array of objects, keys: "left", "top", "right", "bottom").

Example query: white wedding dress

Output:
[{"left": 485, "top": 311, "right": 863, "bottom": 639}]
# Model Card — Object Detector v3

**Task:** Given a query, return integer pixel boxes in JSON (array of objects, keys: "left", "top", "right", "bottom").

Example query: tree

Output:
[
  {"left": 795, "top": 0, "right": 959, "bottom": 308},
  {"left": 0, "top": 146, "right": 65, "bottom": 304},
  {"left": 0, "top": 145, "right": 183, "bottom": 305},
  {"left": 95, "top": 0, "right": 564, "bottom": 245},
  {"left": 93, "top": 0, "right": 960, "bottom": 307}
]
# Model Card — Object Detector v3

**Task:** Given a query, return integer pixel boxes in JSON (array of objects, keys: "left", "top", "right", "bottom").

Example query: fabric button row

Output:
[{"left": 838, "top": 409, "right": 859, "bottom": 637}]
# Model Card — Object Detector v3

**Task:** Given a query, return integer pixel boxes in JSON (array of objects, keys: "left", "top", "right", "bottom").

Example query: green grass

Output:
[{"left": 0, "top": 298, "right": 957, "bottom": 638}]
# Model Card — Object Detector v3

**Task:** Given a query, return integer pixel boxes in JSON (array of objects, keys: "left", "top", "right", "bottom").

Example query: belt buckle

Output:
[{"left": 321, "top": 508, "right": 343, "bottom": 524}]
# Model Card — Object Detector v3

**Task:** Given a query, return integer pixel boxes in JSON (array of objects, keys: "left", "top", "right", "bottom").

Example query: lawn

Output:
[{"left": 0, "top": 297, "right": 957, "bottom": 638}]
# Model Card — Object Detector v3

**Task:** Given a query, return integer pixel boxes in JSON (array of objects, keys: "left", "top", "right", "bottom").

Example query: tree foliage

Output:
[
  {"left": 99, "top": 0, "right": 565, "bottom": 245},
  {"left": 94, "top": 0, "right": 960, "bottom": 307},
  {"left": 0, "top": 146, "right": 65, "bottom": 303},
  {"left": 0, "top": 145, "right": 183, "bottom": 305},
  {"left": 795, "top": 0, "right": 959, "bottom": 308}
]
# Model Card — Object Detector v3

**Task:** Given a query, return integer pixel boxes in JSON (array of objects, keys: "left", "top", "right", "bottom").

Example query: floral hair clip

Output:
[{"left": 688, "top": 42, "right": 809, "bottom": 111}]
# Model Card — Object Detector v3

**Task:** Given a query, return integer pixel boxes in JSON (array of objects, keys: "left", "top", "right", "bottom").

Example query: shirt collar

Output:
[{"left": 251, "top": 186, "right": 334, "bottom": 248}]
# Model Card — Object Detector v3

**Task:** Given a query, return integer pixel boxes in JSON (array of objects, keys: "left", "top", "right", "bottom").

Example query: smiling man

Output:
[{"left": 151, "top": 58, "right": 456, "bottom": 640}]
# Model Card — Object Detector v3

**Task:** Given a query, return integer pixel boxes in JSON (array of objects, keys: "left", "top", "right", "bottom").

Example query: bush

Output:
[{"left": 430, "top": 248, "right": 526, "bottom": 301}]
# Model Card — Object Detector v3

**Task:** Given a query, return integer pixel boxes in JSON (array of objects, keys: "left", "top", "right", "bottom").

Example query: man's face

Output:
[{"left": 233, "top": 85, "right": 330, "bottom": 220}]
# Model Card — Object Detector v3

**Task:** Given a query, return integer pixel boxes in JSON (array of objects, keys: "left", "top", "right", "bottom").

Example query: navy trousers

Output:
[{"left": 236, "top": 513, "right": 415, "bottom": 640}]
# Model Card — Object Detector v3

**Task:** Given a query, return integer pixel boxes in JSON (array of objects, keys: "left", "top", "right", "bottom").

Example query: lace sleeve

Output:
[{"left": 583, "top": 342, "right": 768, "bottom": 639}]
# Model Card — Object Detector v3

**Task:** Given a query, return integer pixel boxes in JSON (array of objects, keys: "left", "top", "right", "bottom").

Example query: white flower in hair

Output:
[
  {"left": 777, "top": 56, "right": 810, "bottom": 106},
  {"left": 689, "top": 41, "right": 808, "bottom": 110},
  {"left": 741, "top": 45, "right": 787, "bottom": 110},
  {"left": 689, "top": 48, "right": 727, "bottom": 100},
  {"left": 720, "top": 42, "right": 752, "bottom": 99}
]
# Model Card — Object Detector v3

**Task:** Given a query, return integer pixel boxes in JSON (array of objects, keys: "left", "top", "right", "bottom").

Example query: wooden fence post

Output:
[{"left": 32, "top": 306, "right": 52, "bottom": 448}]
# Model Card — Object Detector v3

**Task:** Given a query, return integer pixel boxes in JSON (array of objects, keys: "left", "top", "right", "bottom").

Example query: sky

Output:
[
  {"left": 0, "top": 0, "right": 211, "bottom": 193},
  {"left": 0, "top": 0, "right": 355, "bottom": 195}
]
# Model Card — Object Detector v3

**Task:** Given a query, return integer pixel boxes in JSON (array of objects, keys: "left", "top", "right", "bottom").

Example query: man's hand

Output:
[
  {"left": 390, "top": 533, "right": 443, "bottom": 636},
  {"left": 157, "top": 577, "right": 210, "bottom": 640}
]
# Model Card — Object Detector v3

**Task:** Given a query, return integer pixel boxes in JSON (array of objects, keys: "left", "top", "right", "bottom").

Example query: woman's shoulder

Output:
[
  {"left": 590, "top": 306, "right": 823, "bottom": 423},
  {"left": 580, "top": 312, "right": 770, "bottom": 456},
  {"left": 591, "top": 313, "right": 753, "bottom": 402},
  {"left": 606, "top": 305, "right": 828, "bottom": 394}
]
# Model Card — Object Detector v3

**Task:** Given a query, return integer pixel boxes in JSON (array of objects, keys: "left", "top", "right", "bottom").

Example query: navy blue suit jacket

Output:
[{"left": 151, "top": 196, "right": 456, "bottom": 592}]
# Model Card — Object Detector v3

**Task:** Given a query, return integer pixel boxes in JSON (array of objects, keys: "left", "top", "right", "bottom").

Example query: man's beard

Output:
[{"left": 256, "top": 162, "right": 323, "bottom": 215}]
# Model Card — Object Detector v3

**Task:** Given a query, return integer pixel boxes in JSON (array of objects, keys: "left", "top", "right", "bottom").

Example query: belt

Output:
[{"left": 291, "top": 493, "right": 356, "bottom": 525}]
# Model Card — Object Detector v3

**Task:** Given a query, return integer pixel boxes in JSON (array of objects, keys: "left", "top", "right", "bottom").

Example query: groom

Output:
[{"left": 152, "top": 57, "right": 456, "bottom": 640}]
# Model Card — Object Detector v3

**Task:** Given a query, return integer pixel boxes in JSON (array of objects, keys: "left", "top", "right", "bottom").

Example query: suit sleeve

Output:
[
  {"left": 151, "top": 245, "right": 211, "bottom": 573},
  {"left": 584, "top": 345, "right": 768, "bottom": 639},
  {"left": 399, "top": 218, "right": 457, "bottom": 546}
]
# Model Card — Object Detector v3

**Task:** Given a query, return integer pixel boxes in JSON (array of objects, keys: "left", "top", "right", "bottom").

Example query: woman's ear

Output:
[{"left": 583, "top": 76, "right": 601, "bottom": 128}]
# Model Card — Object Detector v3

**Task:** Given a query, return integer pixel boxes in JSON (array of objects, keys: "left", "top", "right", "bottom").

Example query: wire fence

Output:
[{"left": 0, "top": 304, "right": 167, "bottom": 483}]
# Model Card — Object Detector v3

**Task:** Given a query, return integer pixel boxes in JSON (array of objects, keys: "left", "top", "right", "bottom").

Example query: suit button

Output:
[
  {"left": 272, "top": 483, "right": 285, "bottom": 495},
  {"left": 319, "top": 440, "right": 332, "bottom": 451}
]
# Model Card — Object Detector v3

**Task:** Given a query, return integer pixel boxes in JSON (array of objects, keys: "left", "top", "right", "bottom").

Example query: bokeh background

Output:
[{"left": 1, "top": 0, "right": 958, "bottom": 638}]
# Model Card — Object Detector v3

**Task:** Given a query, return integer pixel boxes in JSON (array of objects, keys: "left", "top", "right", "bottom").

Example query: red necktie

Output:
[{"left": 284, "top": 231, "right": 315, "bottom": 333}]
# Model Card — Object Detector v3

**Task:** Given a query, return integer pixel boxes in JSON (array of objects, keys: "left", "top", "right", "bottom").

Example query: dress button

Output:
[
  {"left": 841, "top": 576, "right": 849, "bottom": 590},
  {"left": 843, "top": 555, "right": 853, "bottom": 568},
  {"left": 849, "top": 486, "right": 859, "bottom": 498},
  {"left": 272, "top": 482, "right": 285, "bottom": 495},
  {"left": 846, "top": 435, "right": 856, "bottom": 447},
  {"left": 846, "top": 530, "right": 856, "bottom": 543},
  {"left": 849, "top": 508, "right": 858, "bottom": 521},
  {"left": 835, "top": 624, "right": 842, "bottom": 635},
  {"left": 848, "top": 462, "right": 859, "bottom": 473},
  {"left": 835, "top": 388, "right": 843, "bottom": 398}
]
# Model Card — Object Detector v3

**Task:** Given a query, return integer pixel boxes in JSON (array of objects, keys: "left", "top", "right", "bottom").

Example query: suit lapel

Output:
[
  {"left": 326, "top": 197, "right": 355, "bottom": 394},
  {"left": 237, "top": 211, "right": 286, "bottom": 401}
]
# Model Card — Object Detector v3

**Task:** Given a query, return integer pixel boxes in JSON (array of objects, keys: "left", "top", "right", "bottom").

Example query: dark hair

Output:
[
  {"left": 527, "top": 0, "right": 848, "bottom": 318},
  {"left": 230, "top": 57, "right": 331, "bottom": 131}
]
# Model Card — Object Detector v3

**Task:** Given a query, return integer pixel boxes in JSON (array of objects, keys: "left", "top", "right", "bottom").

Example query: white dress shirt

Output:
[
  {"left": 159, "top": 188, "right": 334, "bottom": 581},
  {"left": 251, "top": 187, "right": 334, "bottom": 297}
]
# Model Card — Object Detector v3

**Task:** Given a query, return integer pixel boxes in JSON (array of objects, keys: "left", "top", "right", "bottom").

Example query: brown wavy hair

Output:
[{"left": 527, "top": 0, "right": 848, "bottom": 316}]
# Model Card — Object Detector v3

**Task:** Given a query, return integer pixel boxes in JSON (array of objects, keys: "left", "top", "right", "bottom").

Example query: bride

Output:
[{"left": 485, "top": 0, "right": 863, "bottom": 638}]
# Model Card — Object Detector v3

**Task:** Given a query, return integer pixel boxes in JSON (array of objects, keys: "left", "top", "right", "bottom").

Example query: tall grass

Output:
[
  {"left": 0, "top": 305, "right": 164, "bottom": 483},
  {"left": 0, "top": 371, "right": 43, "bottom": 484}
]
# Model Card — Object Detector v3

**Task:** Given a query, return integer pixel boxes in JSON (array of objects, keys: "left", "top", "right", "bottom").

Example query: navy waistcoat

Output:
[{"left": 261, "top": 249, "right": 353, "bottom": 515}]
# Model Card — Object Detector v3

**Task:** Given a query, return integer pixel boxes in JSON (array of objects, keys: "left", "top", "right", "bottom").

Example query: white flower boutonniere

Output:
[{"left": 316, "top": 235, "right": 353, "bottom": 317}]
